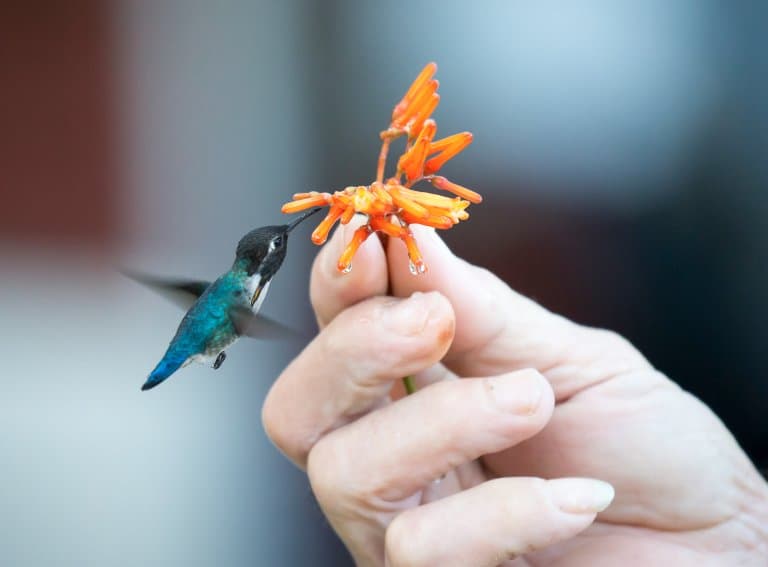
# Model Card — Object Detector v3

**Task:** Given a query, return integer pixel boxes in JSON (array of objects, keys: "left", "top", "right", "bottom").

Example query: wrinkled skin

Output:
[{"left": 262, "top": 219, "right": 768, "bottom": 566}]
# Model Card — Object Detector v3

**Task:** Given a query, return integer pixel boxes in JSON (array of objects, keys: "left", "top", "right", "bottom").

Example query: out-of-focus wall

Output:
[
  {"left": 0, "top": 0, "right": 116, "bottom": 247},
  {"left": 1, "top": 1, "right": 347, "bottom": 565}
]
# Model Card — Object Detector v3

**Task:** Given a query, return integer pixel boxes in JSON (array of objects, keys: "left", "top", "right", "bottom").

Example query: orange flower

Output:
[{"left": 281, "top": 62, "right": 481, "bottom": 274}]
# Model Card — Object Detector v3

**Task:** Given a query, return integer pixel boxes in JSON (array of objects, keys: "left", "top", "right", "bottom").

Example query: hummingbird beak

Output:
[
  {"left": 286, "top": 207, "right": 322, "bottom": 233},
  {"left": 250, "top": 282, "right": 264, "bottom": 307}
]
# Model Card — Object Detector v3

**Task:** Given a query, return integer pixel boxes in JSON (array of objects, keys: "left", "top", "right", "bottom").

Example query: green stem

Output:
[{"left": 402, "top": 375, "right": 417, "bottom": 395}]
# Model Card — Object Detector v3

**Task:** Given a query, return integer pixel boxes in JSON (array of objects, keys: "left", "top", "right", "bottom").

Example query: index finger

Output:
[{"left": 309, "top": 215, "right": 389, "bottom": 329}]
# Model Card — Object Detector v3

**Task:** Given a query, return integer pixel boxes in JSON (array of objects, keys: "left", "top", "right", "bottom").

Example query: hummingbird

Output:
[{"left": 128, "top": 208, "right": 321, "bottom": 391}]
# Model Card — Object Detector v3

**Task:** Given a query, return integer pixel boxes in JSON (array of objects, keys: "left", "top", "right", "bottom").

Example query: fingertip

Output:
[
  {"left": 385, "top": 476, "right": 606, "bottom": 567},
  {"left": 310, "top": 216, "right": 389, "bottom": 328}
]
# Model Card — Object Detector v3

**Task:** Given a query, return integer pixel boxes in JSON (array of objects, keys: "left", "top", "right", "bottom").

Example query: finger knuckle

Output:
[
  {"left": 306, "top": 435, "right": 347, "bottom": 511},
  {"left": 308, "top": 432, "right": 392, "bottom": 517},
  {"left": 593, "top": 328, "right": 644, "bottom": 361},
  {"left": 385, "top": 513, "right": 423, "bottom": 567},
  {"left": 262, "top": 386, "right": 325, "bottom": 469},
  {"left": 260, "top": 389, "right": 284, "bottom": 445},
  {"left": 598, "top": 328, "right": 630, "bottom": 348}
]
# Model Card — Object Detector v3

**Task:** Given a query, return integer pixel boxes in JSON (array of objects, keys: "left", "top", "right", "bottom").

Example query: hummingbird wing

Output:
[
  {"left": 123, "top": 270, "right": 211, "bottom": 310},
  {"left": 230, "top": 306, "right": 305, "bottom": 342},
  {"left": 125, "top": 270, "right": 304, "bottom": 342}
]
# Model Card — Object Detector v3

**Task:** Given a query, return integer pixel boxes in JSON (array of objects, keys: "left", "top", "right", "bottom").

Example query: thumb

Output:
[{"left": 387, "top": 225, "right": 649, "bottom": 399}]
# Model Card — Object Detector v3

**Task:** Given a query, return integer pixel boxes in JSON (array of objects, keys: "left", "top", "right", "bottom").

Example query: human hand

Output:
[{"left": 262, "top": 219, "right": 768, "bottom": 566}]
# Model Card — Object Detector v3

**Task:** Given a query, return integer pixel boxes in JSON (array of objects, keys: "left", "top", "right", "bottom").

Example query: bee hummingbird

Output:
[{"left": 129, "top": 208, "right": 321, "bottom": 391}]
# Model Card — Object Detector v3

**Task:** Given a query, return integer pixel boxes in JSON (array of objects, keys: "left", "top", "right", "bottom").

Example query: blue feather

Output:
[
  {"left": 142, "top": 356, "right": 185, "bottom": 391},
  {"left": 141, "top": 270, "right": 244, "bottom": 390}
]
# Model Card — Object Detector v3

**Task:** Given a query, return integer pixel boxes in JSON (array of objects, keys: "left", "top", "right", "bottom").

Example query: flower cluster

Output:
[{"left": 281, "top": 62, "right": 481, "bottom": 274}]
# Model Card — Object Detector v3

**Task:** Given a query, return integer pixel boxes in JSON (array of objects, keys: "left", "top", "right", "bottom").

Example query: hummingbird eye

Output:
[{"left": 271, "top": 235, "right": 284, "bottom": 250}]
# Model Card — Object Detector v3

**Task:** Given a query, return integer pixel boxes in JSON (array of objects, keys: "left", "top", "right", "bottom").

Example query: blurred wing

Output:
[
  {"left": 230, "top": 306, "right": 305, "bottom": 342},
  {"left": 123, "top": 270, "right": 211, "bottom": 310}
]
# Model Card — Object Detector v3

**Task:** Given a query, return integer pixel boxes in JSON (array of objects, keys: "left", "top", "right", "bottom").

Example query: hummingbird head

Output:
[{"left": 234, "top": 207, "right": 322, "bottom": 287}]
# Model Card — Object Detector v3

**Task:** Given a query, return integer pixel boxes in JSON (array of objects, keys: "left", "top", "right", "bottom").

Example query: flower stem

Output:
[
  {"left": 376, "top": 137, "right": 391, "bottom": 183},
  {"left": 402, "top": 375, "right": 417, "bottom": 395}
]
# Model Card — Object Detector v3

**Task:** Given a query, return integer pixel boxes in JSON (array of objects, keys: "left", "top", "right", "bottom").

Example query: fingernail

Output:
[
  {"left": 382, "top": 291, "right": 439, "bottom": 335},
  {"left": 548, "top": 478, "right": 615, "bottom": 514},
  {"left": 489, "top": 371, "right": 546, "bottom": 416}
]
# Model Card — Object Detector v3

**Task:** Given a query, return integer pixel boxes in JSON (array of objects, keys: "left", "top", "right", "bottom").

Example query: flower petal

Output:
[
  {"left": 369, "top": 214, "right": 407, "bottom": 238},
  {"left": 281, "top": 193, "right": 330, "bottom": 213},
  {"left": 401, "top": 230, "right": 428, "bottom": 274},
  {"left": 389, "top": 186, "right": 429, "bottom": 219},
  {"left": 392, "top": 62, "right": 437, "bottom": 122},
  {"left": 398, "top": 119, "right": 437, "bottom": 182},
  {"left": 340, "top": 203, "right": 356, "bottom": 224},
  {"left": 408, "top": 93, "right": 440, "bottom": 140},
  {"left": 424, "top": 132, "right": 473, "bottom": 174},
  {"left": 393, "top": 80, "right": 438, "bottom": 129},
  {"left": 311, "top": 204, "right": 345, "bottom": 244},
  {"left": 400, "top": 211, "right": 455, "bottom": 229},
  {"left": 337, "top": 225, "right": 372, "bottom": 272},
  {"left": 430, "top": 176, "right": 483, "bottom": 204}
]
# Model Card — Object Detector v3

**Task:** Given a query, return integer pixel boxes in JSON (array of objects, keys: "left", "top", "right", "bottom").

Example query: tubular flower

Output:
[{"left": 281, "top": 62, "right": 481, "bottom": 274}]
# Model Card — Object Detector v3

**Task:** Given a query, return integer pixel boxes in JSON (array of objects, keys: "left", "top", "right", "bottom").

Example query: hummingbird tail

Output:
[{"left": 142, "top": 357, "right": 184, "bottom": 391}]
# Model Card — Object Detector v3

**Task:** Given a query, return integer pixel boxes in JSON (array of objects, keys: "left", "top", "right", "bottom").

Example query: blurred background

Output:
[{"left": 1, "top": 0, "right": 765, "bottom": 564}]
